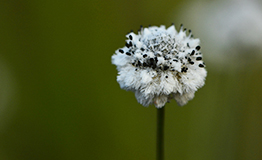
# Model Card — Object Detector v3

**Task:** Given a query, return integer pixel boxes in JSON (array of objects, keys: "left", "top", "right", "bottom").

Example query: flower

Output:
[
  {"left": 112, "top": 24, "right": 207, "bottom": 108},
  {"left": 175, "top": 0, "right": 262, "bottom": 69}
]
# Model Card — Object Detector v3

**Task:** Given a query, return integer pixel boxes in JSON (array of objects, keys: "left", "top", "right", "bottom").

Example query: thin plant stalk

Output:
[{"left": 157, "top": 107, "right": 165, "bottom": 160}]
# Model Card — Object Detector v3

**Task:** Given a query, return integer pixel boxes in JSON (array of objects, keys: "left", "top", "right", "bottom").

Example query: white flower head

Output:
[
  {"left": 176, "top": 0, "right": 262, "bottom": 69},
  {"left": 112, "top": 24, "right": 207, "bottom": 108}
]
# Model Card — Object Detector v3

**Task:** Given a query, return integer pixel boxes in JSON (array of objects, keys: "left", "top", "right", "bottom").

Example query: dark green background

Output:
[{"left": 0, "top": 0, "right": 261, "bottom": 159}]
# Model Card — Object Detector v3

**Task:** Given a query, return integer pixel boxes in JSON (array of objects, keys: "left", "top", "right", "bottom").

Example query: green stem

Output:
[{"left": 157, "top": 107, "right": 165, "bottom": 160}]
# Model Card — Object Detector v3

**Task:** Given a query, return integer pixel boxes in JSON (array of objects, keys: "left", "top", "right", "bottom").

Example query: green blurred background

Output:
[{"left": 0, "top": 0, "right": 262, "bottom": 159}]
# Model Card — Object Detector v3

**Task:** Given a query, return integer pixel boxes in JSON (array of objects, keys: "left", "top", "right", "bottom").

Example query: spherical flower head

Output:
[
  {"left": 177, "top": 0, "right": 262, "bottom": 69},
  {"left": 112, "top": 24, "right": 207, "bottom": 108}
]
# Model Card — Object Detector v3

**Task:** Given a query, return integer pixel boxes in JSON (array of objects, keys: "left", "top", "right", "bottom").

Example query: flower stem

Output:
[{"left": 157, "top": 107, "right": 165, "bottom": 160}]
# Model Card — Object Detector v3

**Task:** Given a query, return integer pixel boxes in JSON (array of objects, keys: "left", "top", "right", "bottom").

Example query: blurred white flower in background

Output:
[{"left": 175, "top": 0, "right": 262, "bottom": 70}]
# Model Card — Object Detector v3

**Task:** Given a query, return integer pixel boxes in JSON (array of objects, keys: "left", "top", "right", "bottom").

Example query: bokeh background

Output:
[{"left": 0, "top": 0, "right": 262, "bottom": 159}]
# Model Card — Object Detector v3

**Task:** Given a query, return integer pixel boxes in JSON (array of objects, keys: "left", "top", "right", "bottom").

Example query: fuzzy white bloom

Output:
[
  {"left": 175, "top": 0, "right": 262, "bottom": 68},
  {"left": 112, "top": 24, "right": 207, "bottom": 108}
]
